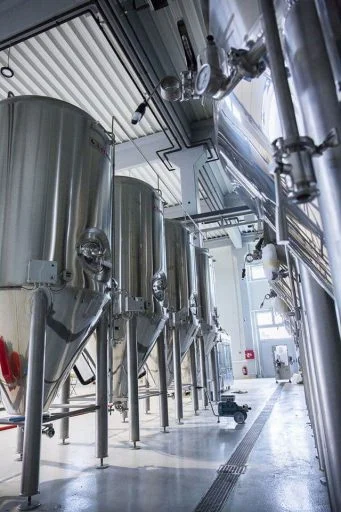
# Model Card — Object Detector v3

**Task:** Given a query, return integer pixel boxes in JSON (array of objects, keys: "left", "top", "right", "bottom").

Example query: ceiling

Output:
[{"left": 0, "top": 0, "right": 258, "bottom": 246}]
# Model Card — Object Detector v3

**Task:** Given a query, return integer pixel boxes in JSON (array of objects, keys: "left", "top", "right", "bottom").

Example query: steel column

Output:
[
  {"left": 299, "top": 263, "right": 341, "bottom": 510},
  {"left": 172, "top": 326, "right": 183, "bottom": 424},
  {"left": 157, "top": 329, "right": 169, "bottom": 431},
  {"left": 20, "top": 288, "right": 48, "bottom": 510},
  {"left": 285, "top": 0, "right": 341, "bottom": 331},
  {"left": 210, "top": 346, "right": 220, "bottom": 402},
  {"left": 189, "top": 340, "right": 199, "bottom": 414},
  {"left": 127, "top": 316, "right": 140, "bottom": 447},
  {"left": 199, "top": 336, "right": 208, "bottom": 408},
  {"left": 96, "top": 312, "right": 109, "bottom": 468},
  {"left": 59, "top": 374, "right": 70, "bottom": 445}
]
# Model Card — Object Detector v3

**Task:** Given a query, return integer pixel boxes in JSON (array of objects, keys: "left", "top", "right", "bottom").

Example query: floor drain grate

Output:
[
  {"left": 217, "top": 464, "right": 246, "bottom": 476},
  {"left": 194, "top": 384, "right": 283, "bottom": 512}
]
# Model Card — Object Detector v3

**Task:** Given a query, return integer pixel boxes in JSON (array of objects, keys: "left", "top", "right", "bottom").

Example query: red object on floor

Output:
[
  {"left": 0, "top": 425, "right": 17, "bottom": 432},
  {"left": 0, "top": 336, "right": 15, "bottom": 384}
]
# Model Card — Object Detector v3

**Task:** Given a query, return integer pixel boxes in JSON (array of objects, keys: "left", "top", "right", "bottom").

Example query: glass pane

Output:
[
  {"left": 258, "top": 326, "right": 289, "bottom": 340},
  {"left": 250, "top": 265, "right": 266, "bottom": 280},
  {"left": 256, "top": 311, "right": 273, "bottom": 326},
  {"left": 274, "top": 312, "right": 283, "bottom": 325}
]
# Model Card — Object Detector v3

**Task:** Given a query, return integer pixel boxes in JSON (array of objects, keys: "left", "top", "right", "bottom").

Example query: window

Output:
[
  {"left": 254, "top": 309, "right": 291, "bottom": 341},
  {"left": 259, "top": 325, "right": 289, "bottom": 340},
  {"left": 250, "top": 265, "right": 266, "bottom": 280},
  {"left": 255, "top": 311, "right": 273, "bottom": 326}
]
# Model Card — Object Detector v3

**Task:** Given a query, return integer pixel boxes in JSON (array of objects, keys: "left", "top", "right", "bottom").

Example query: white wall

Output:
[{"left": 211, "top": 245, "right": 254, "bottom": 379}]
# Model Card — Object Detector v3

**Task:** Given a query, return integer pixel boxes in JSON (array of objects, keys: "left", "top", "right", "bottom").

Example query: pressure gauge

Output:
[{"left": 195, "top": 63, "right": 212, "bottom": 95}]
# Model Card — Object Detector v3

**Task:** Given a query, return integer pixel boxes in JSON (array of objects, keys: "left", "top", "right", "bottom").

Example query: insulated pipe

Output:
[
  {"left": 20, "top": 288, "right": 48, "bottom": 508},
  {"left": 59, "top": 374, "right": 70, "bottom": 445},
  {"left": 259, "top": 0, "right": 315, "bottom": 200},
  {"left": 210, "top": 346, "right": 220, "bottom": 402},
  {"left": 96, "top": 312, "right": 109, "bottom": 468},
  {"left": 172, "top": 326, "right": 183, "bottom": 424},
  {"left": 299, "top": 263, "right": 341, "bottom": 510},
  {"left": 285, "top": 0, "right": 341, "bottom": 333},
  {"left": 127, "top": 315, "right": 140, "bottom": 447},
  {"left": 199, "top": 336, "right": 208, "bottom": 408},
  {"left": 157, "top": 329, "right": 169, "bottom": 431},
  {"left": 190, "top": 340, "right": 199, "bottom": 414},
  {"left": 16, "top": 425, "right": 24, "bottom": 461}
]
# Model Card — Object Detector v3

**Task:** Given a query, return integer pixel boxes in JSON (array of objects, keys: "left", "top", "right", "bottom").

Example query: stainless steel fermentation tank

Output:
[
  {"left": 0, "top": 96, "right": 113, "bottom": 416},
  {"left": 196, "top": 247, "right": 218, "bottom": 353},
  {"left": 181, "top": 247, "right": 219, "bottom": 409},
  {"left": 146, "top": 220, "right": 199, "bottom": 387},
  {"left": 111, "top": 176, "right": 167, "bottom": 406}
]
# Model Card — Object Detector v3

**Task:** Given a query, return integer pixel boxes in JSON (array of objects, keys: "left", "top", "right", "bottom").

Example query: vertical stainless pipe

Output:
[
  {"left": 20, "top": 288, "right": 48, "bottom": 505},
  {"left": 16, "top": 425, "right": 24, "bottom": 461},
  {"left": 145, "top": 376, "right": 151, "bottom": 414},
  {"left": 96, "top": 312, "right": 109, "bottom": 468},
  {"left": 285, "top": 0, "right": 341, "bottom": 330},
  {"left": 60, "top": 374, "right": 70, "bottom": 445},
  {"left": 259, "top": 0, "right": 315, "bottom": 199},
  {"left": 172, "top": 326, "right": 183, "bottom": 424},
  {"left": 297, "top": 281, "right": 326, "bottom": 472},
  {"left": 127, "top": 315, "right": 140, "bottom": 446},
  {"left": 190, "top": 340, "right": 199, "bottom": 414},
  {"left": 107, "top": 342, "right": 114, "bottom": 404},
  {"left": 259, "top": 0, "right": 299, "bottom": 139},
  {"left": 299, "top": 263, "right": 341, "bottom": 510},
  {"left": 210, "top": 346, "right": 220, "bottom": 402},
  {"left": 199, "top": 336, "right": 208, "bottom": 408},
  {"left": 157, "top": 328, "right": 169, "bottom": 431}
]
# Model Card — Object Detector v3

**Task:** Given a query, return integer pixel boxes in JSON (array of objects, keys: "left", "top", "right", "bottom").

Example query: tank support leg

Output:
[
  {"left": 172, "top": 326, "right": 183, "bottom": 424},
  {"left": 145, "top": 376, "right": 150, "bottom": 414},
  {"left": 19, "top": 288, "right": 48, "bottom": 510},
  {"left": 127, "top": 316, "right": 140, "bottom": 447},
  {"left": 190, "top": 340, "right": 199, "bottom": 415},
  {"left": 16, "top": 425, "right": 24, "bottom": 461},
  {"left": 96, "top": 311, "right": 109, "bottom": 469},
  {"left": 59, "top": 374, "right": 70, "bottom": 445},
  {"left": 210, "top": 346, "right": 220, "bottom": 402},
  {"left": 157, "top": 328, "right": 169, "bottom": 432},
  {"left": 199, "top": 336, "right": 208, "bottom": 409},
  {"left": 108, "top": 343, "right": 114, "bottom": 405}
]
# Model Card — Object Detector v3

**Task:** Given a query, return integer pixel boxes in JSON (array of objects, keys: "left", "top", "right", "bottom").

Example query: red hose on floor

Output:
[{"left": 0, "top": 425, "right": 17, "bottom": 432}]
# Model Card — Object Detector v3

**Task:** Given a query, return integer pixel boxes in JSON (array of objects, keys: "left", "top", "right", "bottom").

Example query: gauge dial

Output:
[{"left": 195, "top": 64, "right": 212, "bottom": 95}]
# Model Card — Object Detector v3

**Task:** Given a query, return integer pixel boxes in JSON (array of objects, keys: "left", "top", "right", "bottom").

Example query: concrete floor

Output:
[{"left": 0, "top": 379, "right": 330, "bottom": 512}]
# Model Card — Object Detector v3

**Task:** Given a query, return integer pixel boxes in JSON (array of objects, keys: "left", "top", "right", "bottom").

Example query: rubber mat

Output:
[{"left": 194, "top": 384, "right": 284, "bottom": 512}]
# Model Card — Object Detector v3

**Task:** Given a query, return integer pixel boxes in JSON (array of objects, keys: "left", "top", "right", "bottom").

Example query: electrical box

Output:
[{"left": 27, "top": 260, "right": 58, "bottom": 284}]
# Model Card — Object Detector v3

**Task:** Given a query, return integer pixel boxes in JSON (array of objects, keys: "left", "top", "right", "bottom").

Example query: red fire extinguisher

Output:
[{"left": 242, "top": 365, "right": 248, "bottom": 376}]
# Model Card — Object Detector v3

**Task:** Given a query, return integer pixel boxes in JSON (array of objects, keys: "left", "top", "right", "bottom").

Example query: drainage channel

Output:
[{"left": 194, "top": 384, "right": 284, "bottom": 512}]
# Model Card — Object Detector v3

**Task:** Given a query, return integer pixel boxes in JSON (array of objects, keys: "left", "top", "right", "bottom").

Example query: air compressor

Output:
[{"left": 199, "top": 386, "right": 251, "bottom": 424}]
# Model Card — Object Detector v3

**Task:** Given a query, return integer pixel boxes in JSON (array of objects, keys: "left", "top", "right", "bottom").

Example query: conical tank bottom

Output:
[
  {"left": 145, "top": 320, "right": 199, "bottom": 388},
  {"left": 111, "top": 314, "right": 167, "bottom": 403},
  {"left": 0, "top": 288, "right": 108, "bottom": 416}
]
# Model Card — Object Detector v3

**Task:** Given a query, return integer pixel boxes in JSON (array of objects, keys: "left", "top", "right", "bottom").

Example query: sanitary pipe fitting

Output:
[{"left": 272, "top": 136, "right": 318, "bottom": 203}]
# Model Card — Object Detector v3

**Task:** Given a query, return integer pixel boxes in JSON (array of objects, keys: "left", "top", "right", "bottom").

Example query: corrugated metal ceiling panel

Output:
[{"left": 0, "top": 13, "right": 163, "bottom": 142}]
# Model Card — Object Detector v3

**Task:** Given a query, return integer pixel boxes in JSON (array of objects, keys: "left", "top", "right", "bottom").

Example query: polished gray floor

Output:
[{"left": 0, "top": 379, "right": 330, "bottom": 511}]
